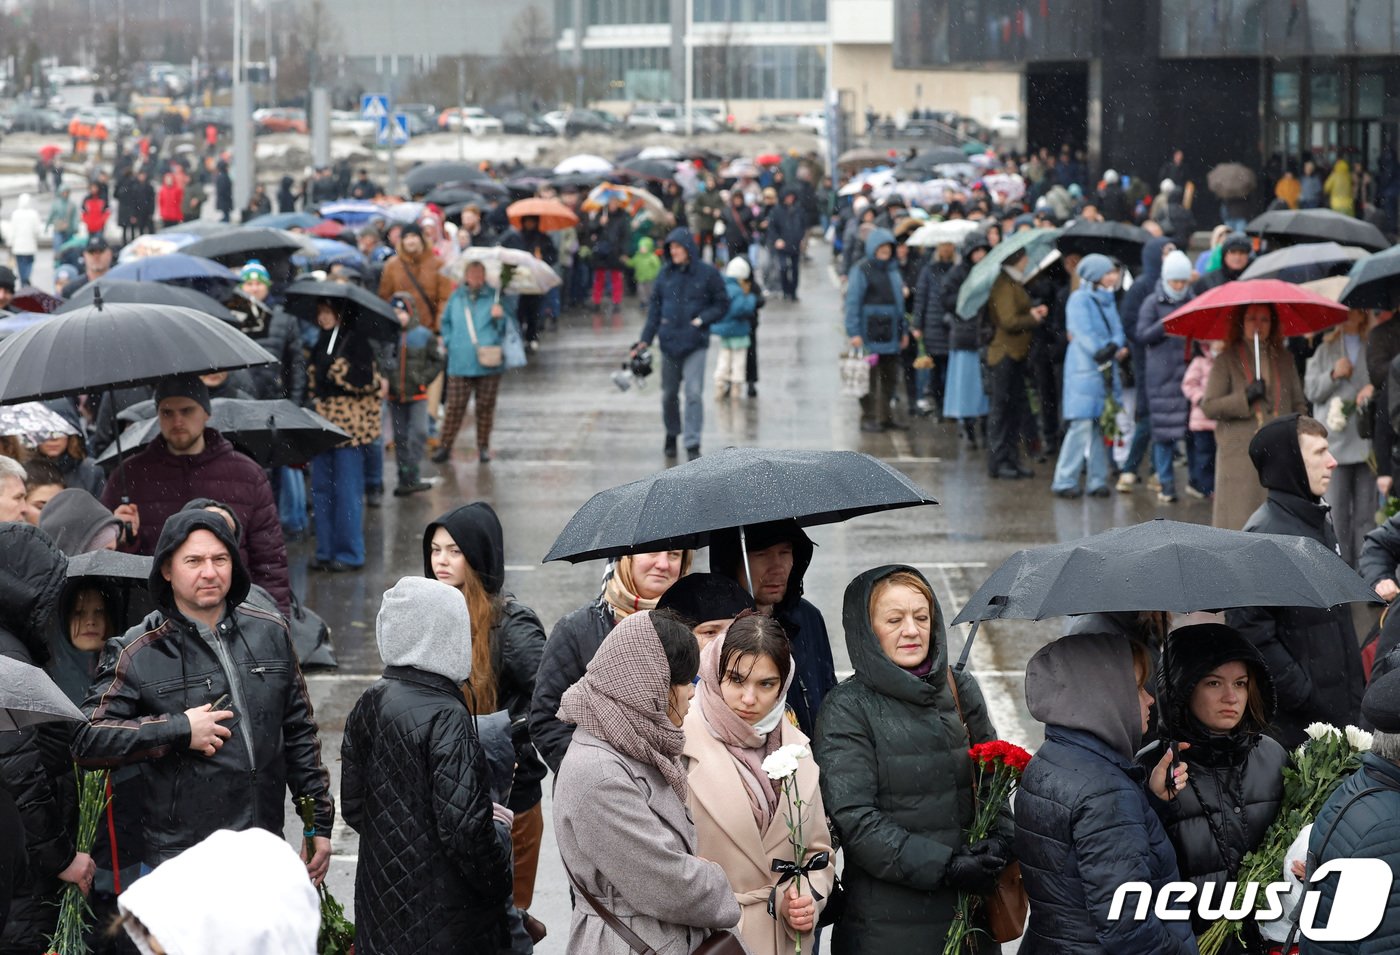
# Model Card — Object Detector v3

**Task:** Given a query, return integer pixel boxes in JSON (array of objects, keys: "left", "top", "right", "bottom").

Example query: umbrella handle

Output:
[
  {"left": 953, "top": 619, "right": 981, "bottom": 675},
  {"left": 739, "top": 525, "right": 754, "bottom": 599}
]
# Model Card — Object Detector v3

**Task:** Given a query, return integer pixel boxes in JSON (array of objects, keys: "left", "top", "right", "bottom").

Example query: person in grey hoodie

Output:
[
  {"left": 1013, "top": 633, "right": 1195, "bottom": 954},
  {"left": 36, "top": 488, "right": 122, "bottom": 556},
  {"left": 341, "top": 577, "right": 513, "bottom": 954}
]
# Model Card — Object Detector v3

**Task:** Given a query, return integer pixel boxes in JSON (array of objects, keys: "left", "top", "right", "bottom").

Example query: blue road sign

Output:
[
  {"left": 376, "top": 112, "right": 410, "bottom": 147},
  {"left": 360, "top": 93, "right": 390, "bottom": 121}
]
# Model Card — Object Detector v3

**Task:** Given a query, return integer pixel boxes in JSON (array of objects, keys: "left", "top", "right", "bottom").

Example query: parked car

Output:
[
  {"left": 627, "top": 103, "right": 718, "bottom": 135},
  {"left": 330, "top": 110, "right": 376, "bottom": 138},
  {"left": 189, "top": 106, "right": 233, "bottom": 133},
  {"left": 72, "top": 107, "right": 138, "bottom": 136},
  {"left": 252, "top": 107, "right": 308, "bottom": 134},
  {"left": 438, "top": 106, "right": 505, "bottom": 135},
  {"left": 797, "top": 110, "right": 826, "bottom": 135},
  {"left": 990, "top": 111, "right": 1022, "bottom": 141},
  {"left": 497, "top": 109, "right": 553, "bottom": 136},
  {"left": 541, "top": 109, "right": 621, "bottom": 137},
  {"left": 398, "top": 103, "right": 438, "bottom": 130},
  {"left": 3, "top": 107, "right": 66, "bottom": 133}
]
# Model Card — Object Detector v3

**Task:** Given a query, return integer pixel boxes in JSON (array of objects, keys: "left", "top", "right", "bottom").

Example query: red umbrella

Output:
[
  {"left": 9, "top": 287, "right": 63, "bottom": 314},
  {"left": 756, "top": 153, "right": 782, "bottom": 166},
  {"left": 1163, "top": 278, "right": 1348, "bottom": 340},
  {"left": 309, "top": 219, "right": 350, "bottom": 239},
  {"left": 38, "top": 144, "right": 61, "bottom": 161}
]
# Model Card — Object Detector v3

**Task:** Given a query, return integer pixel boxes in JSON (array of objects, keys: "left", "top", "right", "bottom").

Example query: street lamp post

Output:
[
  {"left": 684, "top": 0, "right": 693, "bottom": 137},
  {"left": 232, "top": 0, "right": 253, "bottom": 212}
]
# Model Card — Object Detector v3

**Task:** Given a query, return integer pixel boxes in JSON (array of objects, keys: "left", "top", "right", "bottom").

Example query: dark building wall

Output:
[{"left": 1026, "top": 67, "right": 1087, "bottom": 153}]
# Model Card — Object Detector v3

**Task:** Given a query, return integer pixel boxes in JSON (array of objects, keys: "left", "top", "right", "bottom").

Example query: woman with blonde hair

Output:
[
  {"left": 684, "top": 613, "right": 833, "bottom": 955},
  {"left": 1202, "top": 303, "right": 1308, "bottom": 529},
  {"left": 1305, "top": 307, "right": 1375, "bottom": 564}
]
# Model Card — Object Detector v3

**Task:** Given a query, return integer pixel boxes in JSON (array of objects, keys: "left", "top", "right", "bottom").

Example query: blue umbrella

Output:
[
  {"left": 244, "top": 211, "right": 324, "bottom": 230},
  {"left": 318, "top": 200, "right": 384, "bottom": 225},
  {"left": 955, "top": 227, "right": 1062, "bottom": 320},
  {"left": 292, "top": 238, "right": 367, "bottom": 270},
  {"left": 103, "top": 253, "right": 238, "bottom": 285}
]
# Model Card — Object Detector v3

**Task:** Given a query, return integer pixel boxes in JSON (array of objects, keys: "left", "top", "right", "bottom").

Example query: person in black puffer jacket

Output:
[
  {"left": 911, "top": 240, "right": 956, "bottom": 415},
  {"left": 1014, "top": 632, "right": 1196, "bottom": 954},
  {"left": 1227, "top": 414, "right": 1364, "bottom": 747},
  {"left": 0, "top": 523, "right": 91, "bottom": 953},
  {"left": 941, "top": 231, "right": 993, "bottom": 444},
  {"left": 422, "top": 503, "right": 548, "bottom": 927},
  {"left": 341, "top": 577, "right": 513, "bottom": 955},
  {"left": 1140, "top": 624, "right": 1287, "bottom": 952}
]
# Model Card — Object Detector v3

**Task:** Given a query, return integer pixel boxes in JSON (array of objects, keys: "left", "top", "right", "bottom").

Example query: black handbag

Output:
[{"left": 288, "top": 591, "right": 338, "bottom": 670}]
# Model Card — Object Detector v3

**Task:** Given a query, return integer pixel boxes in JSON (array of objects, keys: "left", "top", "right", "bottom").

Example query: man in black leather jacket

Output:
[{"left": 72, "top": 510, "right": 334, "bottom": 875}]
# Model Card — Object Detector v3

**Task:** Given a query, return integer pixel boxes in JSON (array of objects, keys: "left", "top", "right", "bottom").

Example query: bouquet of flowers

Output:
[
  {"left": 761, "top": 744, "right": 829, "bottom": 955},
  {"left": 1325, "top": 396, "right": 1358, "bottom": 435},
  {"left": 1099, "top": 365, "right": 1123, "bottom": 442},
  {"left": 1196, "top": 723, "right": 1371, "bottom": 954},
  {"left": 913, "top": 338, "right": 935, "bottom": 371},
  {"left": 943, "top": 741, "right": 1033, "bottom": 955},
  {"left": 495, "top": 263, "right": 517, "bottom": 305},
  {"left": 295, "top": 796, "right": 355, "bottom": 955},
  {"left": 45, "top": 768, "right": 109, "bottom": 955}
]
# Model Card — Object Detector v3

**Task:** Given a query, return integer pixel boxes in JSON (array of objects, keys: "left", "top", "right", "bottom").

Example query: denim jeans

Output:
[
  {"left": 277, "top": 465, "right": 307, "bottom": 533},
  {"left": 14, "top": 254, "right": 33, "bottom": 287},
  {"left": 388, "top": 399, "right": 428, "bottom": 486},
  {"left": 311, "top": 445, "right": 366, "bottom": 566},
  {"left": 1152, "top": 439, "right": 1178, "bottom": 497},
  {"left": 1187, "top": 430, "right": 1216, "bottom": 496},
  {"left": 1052, "top": 418, "right": 1109, "bottom": 492},
  {"left": 362, "top": 425, "right": 384, "bottom": 494},
  {"left": 661, "top": 347, "right": 707, "bottom": 450},
  {"left": 777, "top": 250, "right": 800, "bottom": 297}
]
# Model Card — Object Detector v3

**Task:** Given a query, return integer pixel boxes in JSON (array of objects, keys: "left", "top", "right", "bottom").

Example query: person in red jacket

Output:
[
  {"left": 99, "top": 375, "right": 292, "bottom": 615},
  {"left": 80, "top": 181, "right": 109, "bottom": 238},
  {"left": 157, "top": 172, "right": 184, "bottom": 227}
]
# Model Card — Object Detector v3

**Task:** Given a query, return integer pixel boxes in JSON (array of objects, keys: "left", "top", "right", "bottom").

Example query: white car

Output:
[
  {"left": 991, "top": 112, "right": 1022, "bottom": 141},
  {"left": 628, "top": 104, "right": 719, "bottom": 135},
  {"left": 438, "top": 107, "right": 504, "bottom": 136},
  {"left": 330, "top": 110, "right": 376, "bottom": 138},
  {"left": 797, "top": 110, "right": 826, "bottom": 135}
]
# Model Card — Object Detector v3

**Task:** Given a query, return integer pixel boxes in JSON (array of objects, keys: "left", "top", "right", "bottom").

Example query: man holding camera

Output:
[{"left": 632, "top": 228, "right": 729, "bottom": 461}]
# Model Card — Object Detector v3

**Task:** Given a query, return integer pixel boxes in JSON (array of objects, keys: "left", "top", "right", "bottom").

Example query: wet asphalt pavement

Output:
[{"left": 288, "top": 245, "right": 1210, "bottom": 945}]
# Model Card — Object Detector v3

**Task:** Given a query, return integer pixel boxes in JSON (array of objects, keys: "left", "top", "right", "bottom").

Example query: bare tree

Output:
[{"left": 494, "top": 5, "right": 565, "bottom": 110}]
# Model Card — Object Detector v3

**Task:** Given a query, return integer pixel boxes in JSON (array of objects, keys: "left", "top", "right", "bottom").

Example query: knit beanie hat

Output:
[
  {"left": 153, "top": 375, "right": 212, "bottom": 416},
  {"left": 239, "top": 260, "right": 271, "bottom": 286},
  {"left": 1161, "top": 250, "right": 1193, "bottom": 283},
  {"left": 1076, "top": 253, "right": 1117, "bottom": 286}
]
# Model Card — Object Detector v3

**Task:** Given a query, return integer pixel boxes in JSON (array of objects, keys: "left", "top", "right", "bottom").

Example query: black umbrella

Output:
[
  {"left": 423, "top": 184, "right": 489, "bottom": 207},
  {"left": 59, "top": 279, "right": 239, "bottom": 323},
  {"left": 280, "top": 279, "right": 399, "bottom": 342},
  {"left": 0, "top": 657, "right": 85, "bottom": 730},
  {"left": 1240, "top": 241, "right": 1369, "bottom": 284},
  {"left": 619, "top": 159, "right": 679, "bottom": 182},
  {"left": 95, "top": 398, "right": 351, "bottom": 468},
  {"left": 159, "top": 219, "right": 234, "bottom": 237},
  {"left": 544, "top": 447, "right": 937, "bottom": 563},
  {"left": 1056, "top": 220, "right": 1150, "bottom": 263},
  {"left": 895, "top": 148, "right": 970, "bottom": 179},
  {"left": 0, "top": 298, "right": 274, "bottom": 404},
  {"left": 404, "top": 162, "right": 493, "bottom": 196},
  {"left": 64, "top": 550, "right": 156, "bottom": 631},
  {"left": 1340, "top": 245, "right": 1400, "bottom": 309},
  {"left": 949, "top": 518, "right": 1380, "bottom": 671},
  {"left": 180, "top": 228, "right": 318, "bottom": 266},
  {"left": 1246, "top": 209, "right": 1389, "bottom": 253}
]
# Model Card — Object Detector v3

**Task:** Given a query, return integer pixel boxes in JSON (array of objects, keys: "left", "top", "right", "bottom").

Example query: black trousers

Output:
[
  {"left": 986, "top": 357, "right": 1031, "bottom": 474},
  {"left": 517, "top": 296, "right": 542, "bottom": 342},
  {"left": 1029, "top": 347, "right": 1061, "bottom": 447}
]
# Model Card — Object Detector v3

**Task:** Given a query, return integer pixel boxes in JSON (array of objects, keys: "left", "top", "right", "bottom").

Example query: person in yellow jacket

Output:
[{"left": 1324, "top": 158, "right": 1355, "bottom": 216}]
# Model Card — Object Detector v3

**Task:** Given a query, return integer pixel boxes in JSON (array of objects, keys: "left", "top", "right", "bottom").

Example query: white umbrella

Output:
[
  {"left": 638, "top": 145, "right": 682, "bottom": 160},
  {"left": 0, "top": 402, "right": 79, "bottom": 446},
  {"left": 442, "top": 246, "right": 563, "bottom": 295},
  {"left": 838, "top": 168, "right": 895, "bottom": 197},
  {"left": 907, "top": 219, "right": 980, "bottom": 248},
  {"left": 982, "top": 173, "right": 1027, "bottom": 203},
  {"left": 554, "top": 154, "right": 614, "bottom": 175},
  {"left": 720, "top": 160, "right": 760, "bottom": 179}
]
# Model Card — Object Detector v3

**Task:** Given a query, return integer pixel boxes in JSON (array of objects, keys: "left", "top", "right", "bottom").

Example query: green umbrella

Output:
[{"left": 955, "top": 227, "right": 1062, "bottom": 320}]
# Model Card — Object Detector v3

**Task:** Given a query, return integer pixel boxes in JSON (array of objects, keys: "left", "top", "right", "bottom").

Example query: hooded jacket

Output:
[
  {"left": 711, "top": 275, "right": 756, "bottom": 340},
  {"left": 385, "top": 297, "right": 445, "bottom": 401},
  {"left": 767, "top": 194, "right": 807, "bottom": 251},
  {"left": 1226, "top": 415, "right": 1364, "bottom": 746},
  {"left": 589, "top": 207, "right": 632, "bottom": 270},
  {"left": 71, "top": 510, "right": 333, "bottom": 866},
  {"left": 37, "top": 488, "right": 121, "bottom": 555},
  {"left": 100, "top": 429, "right": 291, "bottom": 615},
  {"left": 1138, "top": 626, "right": 1286, "bottom": 941},
  {"left": 0, "top": 524, "right": 75, "bottom": 952},
  {"left": 422, "top": 504, "right": 548, "bottom": 811},
  {"left": 8, "top": 194, "right": 43, "bottom": 256},
  {"left": 1137, "top": 277, "right": 1195, "bottom": 442},
  {"left": 1121, "top": 236, "right": 1173, "bottom": 352},
  {"left": 1062, "top": 283, "right": 1126, "bottom": 421},
  {"left": 341, "top": 577, "right": 513, "bottom": 953},
  {"left": 912, "top": 254, "right": 956, "bottom": 354},
  {"left": 377, "top": 240, "right": 453, "bottom": 332},
  {"left": 813, "top": 566, "right": 1008, "bottom": 953},
  {"left": 844, "top": 228, "right": 908, "bottom": 356},
  {"left": 1014, "top": 633, "right": 1196, "bottom": 954},
  {"left": 709, "top": 522, "right": 838, "bottom": 735},
  {"left": 941, "top": 235, "right": 992, "bottom": 352},
  {"left": 639, "top": 228, "right": 730, "bottom": 358}
]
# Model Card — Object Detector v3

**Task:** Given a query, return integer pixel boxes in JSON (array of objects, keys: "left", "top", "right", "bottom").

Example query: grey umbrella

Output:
[
  {"left": 59, "top": 279, "right": 240, "bottom": 323},
  {"left": 95, "top": 398, "right": 350, "bottom": 468},
  {"left": 949, "top": 518, "right": 1380, "bottom": 671},
  {"left": 1340, "top": 245, "right": 1400, "bottom": 310},
  {"left": 543, "top": 447, "right": 937, "bottom": 564},
  {"left": 0, "top": 656, "right": 86, "bottom": 731},
  {"left": 1246, "top": 209, "right": 1389, "bottom": 253},
  {"left": 1240, "top": 241, "right": 1369, "bottom": 283}
]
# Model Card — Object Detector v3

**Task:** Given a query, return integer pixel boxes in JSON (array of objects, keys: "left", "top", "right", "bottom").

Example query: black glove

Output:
[
  {"left": 944, "top": 842, "right": 1007, "bottom": 895},
  {"left": 1245, "top": 379, "right": 1267, "bottom": 405},
  {"left": 1092, "top": 343, "right": 1118, "bottom": 365}
]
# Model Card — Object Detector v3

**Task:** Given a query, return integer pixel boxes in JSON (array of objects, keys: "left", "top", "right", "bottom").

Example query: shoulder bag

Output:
[
  {"left": 564, "top": 865, "right": 746, "bottom": 955},
  {"left": 947, "top": 669, "right": 1028, "bottom": 944},
  {"left": 464, "top": 298, "right": 504, "bottom": 369}
]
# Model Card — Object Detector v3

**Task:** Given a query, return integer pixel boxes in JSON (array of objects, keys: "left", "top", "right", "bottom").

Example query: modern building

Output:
[
  {"left": 556, "top": 0, "right": 1019, "bottom": 125},
  {"left": 894, "top": 0, "right": 1400, "bottom": 180}
]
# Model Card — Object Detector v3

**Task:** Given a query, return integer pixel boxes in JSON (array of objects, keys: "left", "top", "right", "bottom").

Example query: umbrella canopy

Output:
[
  {"left": 0, "top": 401, "right": 78, "bottom": 443},
  {"left": 159, "top": 219, "right": 234, "bottom": 238},
  {"left": 8, "top": 287, "right": 63, "bottom": 314},
  {"left": 955, "top": 227, "right": 1062, "bottom": 319},
  {"left": 839, "top": 168, "right": 895, "bottom": 197},
  {"left": 39, "top": 144, "right": 62, "bottom": 161},
  {"left": 980, "top": 173, "right": 1027, "bottom": 204},
  {"left": 719, "top": 160, "right": 760, "bottom": 179},
  {"left": 103, "top": 252, "right": 239, "bottom": 290},
  {"left": 0, "top": 301, "right": 272, "bottom": 404},
  {"left": 292, "top": 238, "right": 367, "bottom": 270},
  {"left": 1302, "top": 276, "right": 1349, "bottom": 303},
  {"left": 507, "top": 198, "right": 579, "bottom": 232},
  {"left": 0, "top": 656, "right": 85, "bottom": 731},
  {"left": 243, "top": 211, "right": 324, "bottom": 231},
  {"left": 60, "top": 280, "right": 239, "bottom": 324},
  {"left": 1246, "top": 209, "right": 1389, "bottom": 253},
  {"left": 423, "top": 184, "right": 489, "bottom": 207},
  {"left": 838, "top": 148, "right": 890, "bottom": 170},
  {"left": 280, "top": 279, "right": 399, "bottom": 342},
  {"left": 180, "top": 228, "right": 318, "bottom": 265},
  {"left": 1207, "top": 162, "right": 1257, "bottom": 200},
  {"left": 64, "top": 550, "right": 157, "bottom": 632},
  {"left": 317, "top": 200, "right": 385, "bottom": 225},
  {"left": 1240, "top": 241, "right": 1369, "bottom": 284},
  {"left": 549, "top": 172, "right": 605, "bottom": 192},
  {"left": 555, "top": 154, "right": 614, "bottom": 175},
  {"left": 544, "top": 447, "right": 937, "bottom": 563},
  {"left": 1339, "top": 245, "right": 1400, "bottom": 310},
  {"left": 1056, "top": 219, "right": 1150, "bottom": 262},
  {"left": 442, "top": 247, "right": 562, "bottom": 294},
  {"left": 638, "top": 145, "right": 682, "bottom": 160},
  {"left": 582, "top": 183, "right": 669, "bottom": 222},
  {"left": 385, "top": 201, "right": 427, "bottom": 224},
  {"left": 906, "top": 219, "right": 980, "bottom": 248},
  {"left": 756, "top": 153, "right": 782, "bottom": 166},
  {"left": 118, "top": 232, "right": 201, "bottom": 262},
  {"left": 403, "top": 162, "right": 492, "bottom": 196},
  {"left": 618, "top": 158, "right": 680, "bottom": 182},
  {"left": 96, "top": 398, "right": 351, "bottom": 468},
  {"left": 899, "top": 147, "right": 969, "bottom": 173},
  {"left": 1162, "top": 278, "right": 1348, "bottom": 340},
  {"left": 308, "top": 220, "right": 353, "bottom": 239},
  {"left": 953, "top": 518, "right": 1378, "bottom": 625}
]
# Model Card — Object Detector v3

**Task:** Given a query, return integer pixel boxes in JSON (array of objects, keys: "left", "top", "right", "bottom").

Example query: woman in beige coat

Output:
[
  {"left": 684, "top": 615, "right": 834, "bottom": 955},
  {"left": 1202, "top": 303, "right": 1308, "bottom": 529},
  {"left": 553, "top": 610, "right": 742, "bottom": 954}
]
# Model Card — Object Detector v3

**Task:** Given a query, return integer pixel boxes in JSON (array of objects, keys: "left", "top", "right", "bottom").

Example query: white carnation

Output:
[
  {"left": 1345, "top": 725, "right": 1375, "bottom": 752},
  {"left": 1325, "top": 396, "right": 1348, "bottom": 434},
  {"left": 762, "top": 744, "right": 810, "bottom": 781},
  {"left": 1304, "top": 722, "right": 1340, "bottom": 741}
]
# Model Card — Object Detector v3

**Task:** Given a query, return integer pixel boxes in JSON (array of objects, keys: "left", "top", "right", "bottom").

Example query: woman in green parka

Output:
[{"left": 813, "top": 565, "right": 1012, "bottom": 953}]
